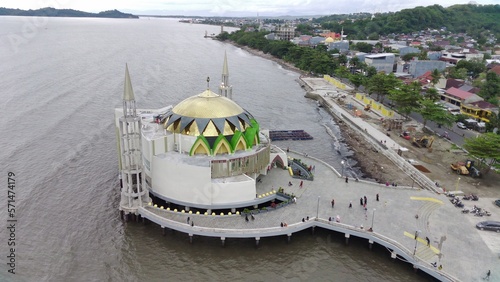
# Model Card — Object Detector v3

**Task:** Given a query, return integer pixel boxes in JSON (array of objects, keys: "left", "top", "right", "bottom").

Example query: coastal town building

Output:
[
  {"left": 364, "top": 53, "right": 395, "bottom": 74},
  {"left": 408, "top": 60, "right": 446, "bottom": 78},
  {"left": 387, "top": 44, "right": 420, "bottom": 56},
  {"left": 275, "top": 25, "right": 295, "bottom": 41}
]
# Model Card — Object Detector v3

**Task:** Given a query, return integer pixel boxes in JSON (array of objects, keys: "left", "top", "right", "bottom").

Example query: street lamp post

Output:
[
  {"left": 413, "top": 230, "right": 421, "bottom": 256},
  {"left": 371, "top": 208, "right": 376, "bottom": 230},
  {"left": 341, "top": 160, "right": 345, "bottom": 177},
  {"left": 316, "top": 196, "right": 320, "bottom": 219}
]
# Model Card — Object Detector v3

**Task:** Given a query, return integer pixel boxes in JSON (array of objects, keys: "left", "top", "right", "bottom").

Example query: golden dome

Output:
[
  {"left": 162, "top": 90, "right": 255, "bottom": 137},
  {"left": 172, "top": 90, "right": 243, "bottom": 118},
  {"left": 325, "top": 37, "right": 334, "bottom": 43}
]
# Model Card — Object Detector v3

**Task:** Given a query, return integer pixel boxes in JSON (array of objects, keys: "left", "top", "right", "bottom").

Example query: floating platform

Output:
[{"left": 269, "top": 130, "right": 313, "bottom": 141}]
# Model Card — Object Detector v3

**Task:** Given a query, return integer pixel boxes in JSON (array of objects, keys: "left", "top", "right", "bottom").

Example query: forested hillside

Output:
[{"left": 315, "top": 4, "right": 500, "bottom": 41}]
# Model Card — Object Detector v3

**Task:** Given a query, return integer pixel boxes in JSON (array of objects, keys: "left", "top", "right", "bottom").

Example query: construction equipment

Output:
[
  {"left": 412, "top": 136, "right": 434, "bottom": 148},
  {"left": 400, "top": 131, "right": 411, "bottom": 140},
  {"left": 450, "top": 160, "right": 481, "bottom": 177},
  {"left": 450, "top": 162, "right": 469, "bottom": 175},
  {"left": 465, "top": 160, "right": 481, "bottom": 178}
]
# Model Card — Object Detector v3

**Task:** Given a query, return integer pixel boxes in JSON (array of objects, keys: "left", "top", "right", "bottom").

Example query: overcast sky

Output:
[{"left": 1, "top": 0, "right": 497, "bottom": 16}]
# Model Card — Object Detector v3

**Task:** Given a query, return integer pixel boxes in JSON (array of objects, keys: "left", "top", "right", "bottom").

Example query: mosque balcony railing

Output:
[{"left": 211, "top": 145, "right": 270, "bottom": 178}]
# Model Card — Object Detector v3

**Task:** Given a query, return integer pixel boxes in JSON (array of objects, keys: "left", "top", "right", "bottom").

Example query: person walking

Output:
[
  {"left": 245, "top": 215, "right": 249, "bottom": 222},
  {"left": 360, "top": 197, "right": 363, "bottom": 206},
  {"left": 299, "top": 180, "right": 303, "bottom": 188},
  {"left": 331, "top": 199, "right": 335, "bottom": 208},
  {"left": 376, "top": 193, "right": 379, "bottom": 201},
  {"left": 187, "top": 217, "right": 190, "bottom": 224},
  {"left": 349, "top": 201, "right": 352, "bottom": 208},
  {"left": 345, "top": 177, "right": 348, "bottom": 183},
  {"left": 364, "top": 196, "right": 367, "bottom": 206},
  {"left": 484, "top": 270, "right": 491, "bottom": 280},
  {"left": 426, "top": 237, "right": 430, "bottom": 246}
]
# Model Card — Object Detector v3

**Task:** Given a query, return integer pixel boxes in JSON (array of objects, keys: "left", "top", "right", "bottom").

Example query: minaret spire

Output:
[
  {"left": 219, "top": 51, "right": 233, "bottom": 99},
  {"left": 123, "top": 64, "right": 137, "bottom": 117}
]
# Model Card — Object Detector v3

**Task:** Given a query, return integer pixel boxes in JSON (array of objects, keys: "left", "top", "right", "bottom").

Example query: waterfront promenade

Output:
[
  {"left": 138, "top": 77, "right": 500, "bottom": 282},
  {"left": 140, "top": 147, "right": 500, "bottom": 282}
]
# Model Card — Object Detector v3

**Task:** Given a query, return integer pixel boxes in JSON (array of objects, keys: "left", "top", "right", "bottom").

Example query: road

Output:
[{"left": 408, "top": 112, "right": 479, "bottom": 146}]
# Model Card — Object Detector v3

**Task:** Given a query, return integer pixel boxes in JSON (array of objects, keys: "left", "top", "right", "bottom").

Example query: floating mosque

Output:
[
  {"left": 112, "top": 53, "right": 497, "bottom": 282},
  {"left": 115, "top": 53, "right": 288, "bottom": 216}
]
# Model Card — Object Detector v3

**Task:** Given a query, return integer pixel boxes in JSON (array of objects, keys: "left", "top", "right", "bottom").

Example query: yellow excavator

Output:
[
  {"left": 412, "top": 136, "right": 434, "bottom": 148},
  {"left": 450, "top": 162, "right": 469, "bottom": 175}
]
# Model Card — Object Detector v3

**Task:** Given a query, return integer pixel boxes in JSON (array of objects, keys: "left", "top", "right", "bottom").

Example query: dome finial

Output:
[{"left": 206, "top": 76, "right": 210, "bottom": 89}]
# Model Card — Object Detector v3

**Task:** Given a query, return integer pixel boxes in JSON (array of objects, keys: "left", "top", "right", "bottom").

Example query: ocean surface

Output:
[{"left": 0, "top": 16, "right": 427, "bottom": 281}]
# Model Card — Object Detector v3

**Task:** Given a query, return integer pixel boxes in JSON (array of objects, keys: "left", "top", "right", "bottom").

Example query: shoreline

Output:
[
  {"left": 227, "top": 41, "right": 310, "bottom": 76},
  {"left": 227, "top": 41, "right": 404, "bottom": 184}
]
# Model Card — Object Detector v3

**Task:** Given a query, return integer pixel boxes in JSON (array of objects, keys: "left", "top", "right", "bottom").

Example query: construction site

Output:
[{"left": 303, "top": 76, "right": 500, "bottom": 198}]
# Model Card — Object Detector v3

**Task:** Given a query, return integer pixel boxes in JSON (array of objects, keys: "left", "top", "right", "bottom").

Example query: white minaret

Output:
[
  {"left": 118, "top": 64, "right": 149, "bottom": 217},
  {"left": 219, "top": 52, "right": 232, "bottom": 99}
]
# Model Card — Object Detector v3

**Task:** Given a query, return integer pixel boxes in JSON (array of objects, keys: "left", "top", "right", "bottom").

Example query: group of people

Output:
[{"left": 280, "top": 222, "right": 288, "bottom": 227}]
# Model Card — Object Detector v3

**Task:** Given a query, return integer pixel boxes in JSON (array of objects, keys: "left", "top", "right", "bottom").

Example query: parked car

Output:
[
  {"left": 495, "top": 199, "right": 500, "bottom": 208},
  {"left": 457, "top": 122, "right": 467, "bottom": 129},
  {"left": 476, "top": 221, "right": 500, "bottom": 232}
]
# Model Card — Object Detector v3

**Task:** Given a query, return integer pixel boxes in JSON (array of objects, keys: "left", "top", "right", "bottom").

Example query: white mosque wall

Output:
[
  {"left": 175, "top": 133, "right": 196, "bottom": 154},
  {"left": 153, "top": 137, "right": 166, "bottom": 155},
  {"left": 142, "top": 138, "right": 152, "bottom": 174},
  {"left": 165, "top": 134, "right": 175, "bottom": 152},
  {"left": 151, "top": 155, "right": 212, "bottom": 205},
  {"left": 211, "top": 175, "right": 255, "bottom": 204}
]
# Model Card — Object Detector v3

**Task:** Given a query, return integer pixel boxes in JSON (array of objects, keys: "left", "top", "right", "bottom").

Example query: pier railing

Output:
[{"left": 140, "top": 206, "right": 458, "bottom": 282}]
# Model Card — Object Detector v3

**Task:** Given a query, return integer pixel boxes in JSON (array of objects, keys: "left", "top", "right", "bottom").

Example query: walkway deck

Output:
[{"left": 138, "top": 78, "right": 500, "bottom": 282}]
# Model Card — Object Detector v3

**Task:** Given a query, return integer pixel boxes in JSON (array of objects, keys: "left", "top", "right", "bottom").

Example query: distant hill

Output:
[{"left": 0, "top": 7, "right": 139, "bottom": 18}]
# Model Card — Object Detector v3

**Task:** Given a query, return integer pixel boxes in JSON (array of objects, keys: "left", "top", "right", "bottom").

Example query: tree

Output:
[
  {"left": 418, "top": 99, "right": 455, "bottom": 128},
  {"left": 463, "top": 133, "right": 500, "bottom": 174},
  {"left": 456, "top": 58, "right": 486, "bottom": 79},
  {"left": 401, "top": 53, "right": 419, "bottom": 62},
  {"left": 478, "top": 72, "right": 500, "bottom": 104},
  {"left": 350, "top": 56, "right": 361, "bottom": 70},
  {"left": 486, "top": 112, "right": 500, "bottom": 133},
  {"left": 425, "top": 88, "right": 441, "bottom": 102},
  {"left": 334, "top": 66, "right": 350, "bottom": 78},
  {"left": 430, "top": 69, "right": 441, "bottom": 86},
  {"left": 417, "top": 50, "right": 428, "bottom": 60},
  {"left": 337, "top": 54, "right": 348, "bottom": 66},
  {"left": 316, "top": 44, "right": 328, "bottom": 53},
  {"left": 448, "top": 67, "right": 467, "bottom": 79},
  {"left": 388, "top": 81, "right": 422, "bottom": 118},
  {"left": 349, "top": 73, "right": 366, "bottom": 90},
  {"left": 365, "top": 66, "right": 377, "bottom": 78},
  {"left": 352, "top": 42, "right": 373, "bottom": 53},
  {"left": 367, "top": 73, "right": 401, "bottom": 103}
]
